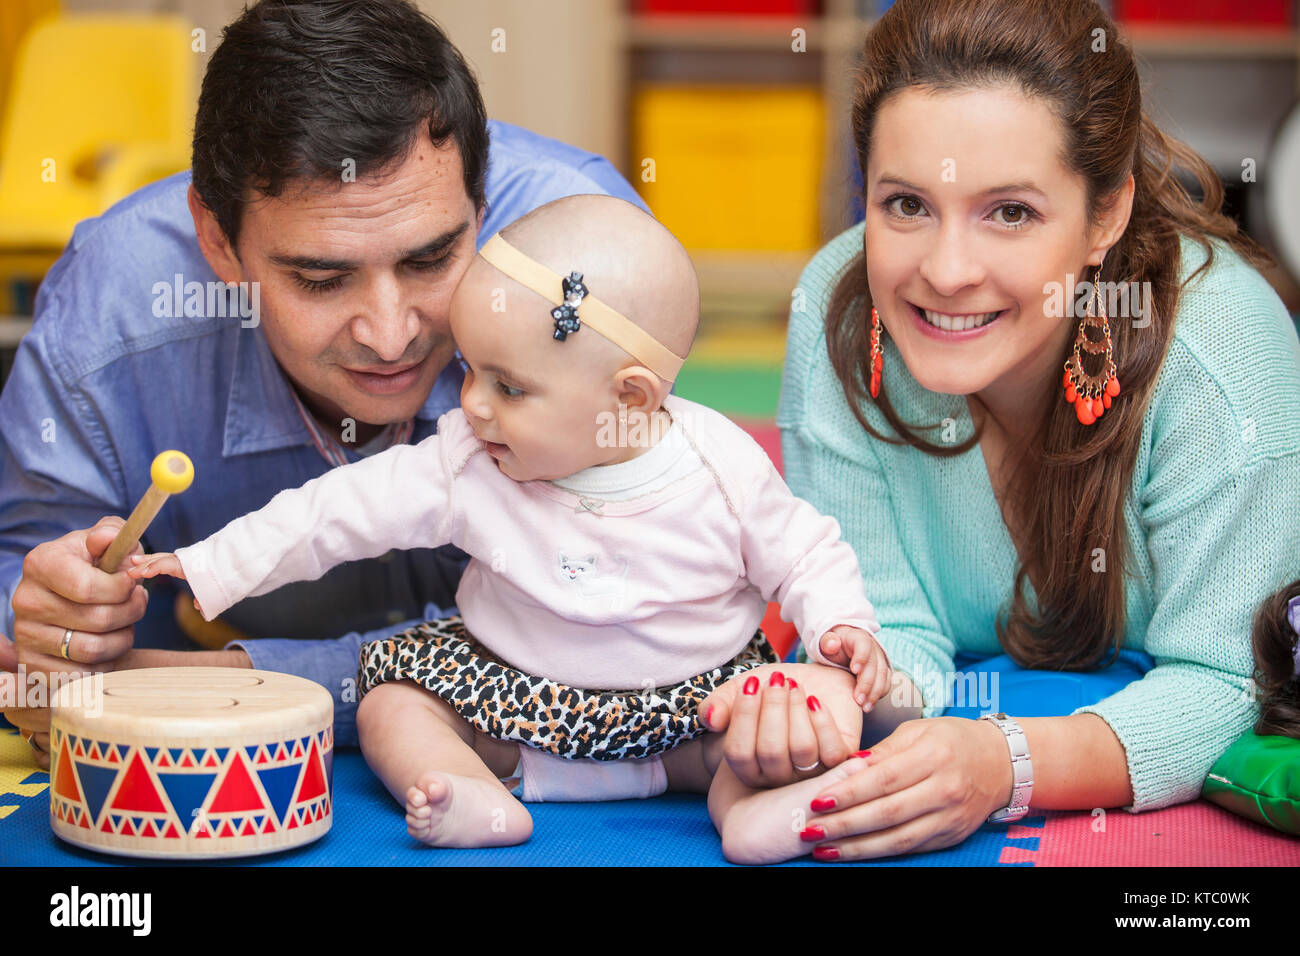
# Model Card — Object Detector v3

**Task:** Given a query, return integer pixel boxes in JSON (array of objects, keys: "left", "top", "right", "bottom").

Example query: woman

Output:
[{"left": 704, "top": 0, "right": 1300, "bottom": 862}]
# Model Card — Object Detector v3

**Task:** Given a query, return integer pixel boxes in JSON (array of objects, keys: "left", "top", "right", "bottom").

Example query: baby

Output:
[{"left": 130, "top": 194, "right": 892, "bottom": 862}]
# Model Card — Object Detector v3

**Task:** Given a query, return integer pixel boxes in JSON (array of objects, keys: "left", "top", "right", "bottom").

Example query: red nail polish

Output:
[
  {"left": 813, "top": 846, "right": 840, "bottom": 861},
  {"left": 806, "top": 695, "right": 821, "bottom": 713},
  {"left": 852, "top": 749, "right": 872, "bottom": 758},
  {"left": 705, "top": 705, "right": 714, "bottom": 725},
  {"left": 787, "top": 678, "right": 797, "bottom": 689},
  {"left": 810, "top": 796, "right": 836, "bottom": 812},
  {"left": 799, "top": 825, "right": 826, "bottom": 842},
  {"left": 743, "top": 676, "right": 759, "bottom": 696},
  {"left": 769, "top": 671, "right": 785, "bottom": 688}
]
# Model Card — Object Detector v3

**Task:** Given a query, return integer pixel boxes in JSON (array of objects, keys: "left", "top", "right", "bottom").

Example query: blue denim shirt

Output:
[{"left": 0, "top": 120, "right": 648, "bottom": 746}]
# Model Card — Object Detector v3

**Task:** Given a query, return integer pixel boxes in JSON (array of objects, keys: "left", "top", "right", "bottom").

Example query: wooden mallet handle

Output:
[{"left": 98, "top": 451, "right": 194, "bottom": 573}]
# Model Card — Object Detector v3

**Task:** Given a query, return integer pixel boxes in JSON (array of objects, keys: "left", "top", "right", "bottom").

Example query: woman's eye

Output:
[
  {"left": 496, "top": 381, "right": 524, "bottom": 399},
  {"left": 992, "top": 203, "right": 1036, "bottom": 229},
  {"left": 294, "top": 273, "right": 346, "bottom": 293},
  {"left": 883, "top": 194, "right": 926, "bottom": 219}
]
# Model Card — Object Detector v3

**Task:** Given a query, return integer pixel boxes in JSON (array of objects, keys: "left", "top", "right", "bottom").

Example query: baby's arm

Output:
[
  {"left": 129, "top": 434, "right": 457, "bottom": 621},
  {"left": 738, "top": 452, "right": 890, "bottom": 708}
]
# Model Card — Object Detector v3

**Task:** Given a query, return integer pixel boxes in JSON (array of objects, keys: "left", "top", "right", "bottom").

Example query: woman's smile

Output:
[{"left": 905, "top": 300, "right": 1009, "bottom": 339}]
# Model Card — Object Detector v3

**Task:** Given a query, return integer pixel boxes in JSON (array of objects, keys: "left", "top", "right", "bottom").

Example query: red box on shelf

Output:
[
  {"left": 1117, "top": 0, "right": 1292, "bottom": 25},
  {"left": 634, "top": 1, "right": 818, "bottom": 15}
]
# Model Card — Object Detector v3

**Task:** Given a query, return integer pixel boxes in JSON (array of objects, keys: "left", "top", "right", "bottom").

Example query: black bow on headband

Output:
[{"left": 550, "top": 271, "right": 588, "bottom": 341}]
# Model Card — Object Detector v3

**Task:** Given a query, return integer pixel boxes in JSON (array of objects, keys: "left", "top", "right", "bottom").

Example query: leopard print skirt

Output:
[{"left": 357, "top": 615, "right": 779, "bottom": 761}]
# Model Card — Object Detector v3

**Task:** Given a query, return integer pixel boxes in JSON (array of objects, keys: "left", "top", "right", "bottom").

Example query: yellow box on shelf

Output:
[{"left": 633, "top": 85, "right": 825, "bottom": 252}]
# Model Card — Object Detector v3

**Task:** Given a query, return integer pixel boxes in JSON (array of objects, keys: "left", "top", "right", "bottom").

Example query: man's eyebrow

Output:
[
  {"left": 481, "top": 361, "right": 542, "bottom": 392},
  {"left": 874, "top": 175, "right": 1048, "bottom": 200},
  {"left": 267, "top": 221, "right": 471, "bottom": 271}
]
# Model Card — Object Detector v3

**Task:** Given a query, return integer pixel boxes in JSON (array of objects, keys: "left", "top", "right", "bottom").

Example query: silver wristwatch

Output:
[{"left": 979, "top": 712, "right": 1032, "bottom": 823}]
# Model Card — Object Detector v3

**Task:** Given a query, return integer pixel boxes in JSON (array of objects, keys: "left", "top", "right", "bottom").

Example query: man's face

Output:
[{"left": 227, "top": 136, "right": 480, "bottom": 430}]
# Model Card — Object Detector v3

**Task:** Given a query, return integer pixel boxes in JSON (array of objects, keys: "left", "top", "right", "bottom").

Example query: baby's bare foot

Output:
[
  {"left": 404, "top": 770, "right": 533, "bottom": 848},
  {"left": 718, "top": 755, "right": 867, "bottom": 866}
]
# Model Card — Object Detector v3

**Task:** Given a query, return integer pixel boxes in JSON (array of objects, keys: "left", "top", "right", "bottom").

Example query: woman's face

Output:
[{"left": 863, "top": 84, "right": 1127, "bottom": 411}]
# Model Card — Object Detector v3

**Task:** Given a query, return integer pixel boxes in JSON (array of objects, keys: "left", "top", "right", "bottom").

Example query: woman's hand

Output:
[
  {"left": 799, "top": 716, "right": 1014, "bottom": 861},
  {"left": 699, "top": 665, "right": 855, "bottom": 789}
]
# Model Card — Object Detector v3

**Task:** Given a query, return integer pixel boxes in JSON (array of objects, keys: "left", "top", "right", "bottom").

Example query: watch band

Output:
[{"left": 979, "top": 712, "right": 1032, "bottom": 823}]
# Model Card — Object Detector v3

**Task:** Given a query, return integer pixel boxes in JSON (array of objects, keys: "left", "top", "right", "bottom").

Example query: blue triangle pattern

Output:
[
  {"left": 74, "top": 760, "right": 118, "bottom": 826},
  {"left": 214, "top": 748, "right": 229, "bottom": 763},
  {"left": 244, "top": 745, "right": 258, "bottom": 761},
  {"left": 145, "top": 747, "right": 159, "bottom": 763},
  {"left": 168, "top": 748, "right": 185, "bottom": 764},
  {"left": 257, "top": 764, "right": 301, "bottom": 824},
  {"left": 156, "top": 772, "right": 218, "bottom": 830}
]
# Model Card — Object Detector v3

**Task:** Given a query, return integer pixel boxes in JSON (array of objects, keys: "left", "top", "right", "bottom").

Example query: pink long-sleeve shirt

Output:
[{"left": 176, "top": 394, "right": 879, "bottom": 690}]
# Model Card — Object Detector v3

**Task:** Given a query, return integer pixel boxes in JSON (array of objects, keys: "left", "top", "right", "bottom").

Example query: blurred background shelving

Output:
[{"left": 2, "top": 0, "right": 1299, "bottom": 411}]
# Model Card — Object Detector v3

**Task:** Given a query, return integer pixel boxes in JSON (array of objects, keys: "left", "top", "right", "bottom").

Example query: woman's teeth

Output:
[{"left": 920, "top": 308, "right": 1000, "bottom": 332}]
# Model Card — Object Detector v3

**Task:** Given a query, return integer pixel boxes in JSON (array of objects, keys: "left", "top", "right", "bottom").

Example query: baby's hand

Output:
[
  {"left": 128, "top": 552, "right": 187, "bottom": 582},
  {"left": 818, "top": 625, "right": 892, "bottom": 712}
]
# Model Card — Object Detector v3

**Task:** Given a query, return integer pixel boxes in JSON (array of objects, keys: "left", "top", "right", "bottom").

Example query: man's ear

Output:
[
  {"left": 188, "top": 184, "right": 245, "bottom": 284},
  {"left": 614, "top": 365, "right": 671, "bottom": 415}
]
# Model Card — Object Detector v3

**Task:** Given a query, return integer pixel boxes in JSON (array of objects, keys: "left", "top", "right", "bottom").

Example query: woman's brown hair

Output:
[
  {"left": 827, "top": 0, "right": 1272, "bottom": 669},
  {"left": 1250, "top": 581, "right": 1300, "bottom": 738}
]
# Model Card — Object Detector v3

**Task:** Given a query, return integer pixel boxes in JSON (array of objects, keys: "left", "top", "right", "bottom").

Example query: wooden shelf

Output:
[
  {"left": 1122, "top": 23, "right": 1300, "bottom": 57},
  {"left": 628, "top": 14, "right": 869, "bottom": 52}
]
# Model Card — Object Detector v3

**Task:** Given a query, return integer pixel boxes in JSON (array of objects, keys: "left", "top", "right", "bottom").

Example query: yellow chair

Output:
[{"left": 0, "top": 14, "right": 196, "bottom": 297}]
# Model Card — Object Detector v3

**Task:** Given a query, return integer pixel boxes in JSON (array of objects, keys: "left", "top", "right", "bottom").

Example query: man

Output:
[{"left": 0, "top": 0, "right": 647, "bottom": 761}]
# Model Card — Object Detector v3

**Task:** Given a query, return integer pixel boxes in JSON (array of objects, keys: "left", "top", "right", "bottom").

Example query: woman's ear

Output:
[
  {"left": 614, "top": 365, "right": 671, "bottom": 415},
  {"left": 1087, "top": 173, "right": 1135, "bottom": 267}
]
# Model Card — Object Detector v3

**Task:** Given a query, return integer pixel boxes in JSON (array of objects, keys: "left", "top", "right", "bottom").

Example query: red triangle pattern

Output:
[
  {"left": 78, "top": 810, "right": 90, "bottom": 830},
  {"left": 203, "top": 751, "right": 219, "bottom": 768},
  {"left": 74, "top": 739, "right": 85, "bottom": 757},
  {"left": 54, "top": 749, "right": 81, "bottom": 801},
  {"left": 240, "top": 818, "right": 258, "bottom": 836},
  {"left": 111, "top": 752, "right": 168, "bottom": 813},
  {"left": 273, "top": 743, "right": 288, "bottom": 761},
  {"left": 208, "top": 753, "right": 266, "bottom": 813},
  {"left": 287, "top": 815, "right": 298, "bottom": 830},
  {"left": 294, "top": 741, "right": 327, "bottom": 803},
  {"left": 88, "top": 743, "right": 100, "bottom": 760},
  {"left": 106, "top": 747, "right": 120, "bottom": 764},
  {"left": 262, "top": 816, "right": 276, "bottom": 833},
  {"left": 256, "top": 748, "right": 269, "bottom": 765},
  {"left": 164, "top": 822, "right": 180, "bottom": 838},
  {"left": 119, "top": 818, "right": 135, "bottom": 836},
  {"left": 218, "top": 819, "right": 236, "bottom": 838},
  {"left": 100, "top": 817, "right": 114, "bottom": 833},
  {"left": 156, "top": 751, "right": 171, "bottom": 768},
  {"left": 180, "top": 752, "right": 195, "bottom": 768},
  {"left": 140, "top": 820, "right": 158, "bottom": 838}
]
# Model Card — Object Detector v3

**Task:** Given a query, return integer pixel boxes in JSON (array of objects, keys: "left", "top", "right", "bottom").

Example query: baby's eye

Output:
[{"left": 496, "top": 381, "right": 524, "bottom": 399}]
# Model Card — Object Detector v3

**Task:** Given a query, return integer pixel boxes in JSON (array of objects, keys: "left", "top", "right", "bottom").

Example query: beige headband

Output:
[{"left": 477, "top": 233, "right": 686, "bottom": 382}]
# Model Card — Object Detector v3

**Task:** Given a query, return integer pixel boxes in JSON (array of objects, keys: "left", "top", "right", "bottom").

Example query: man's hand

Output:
[
  {"left": 818, "top": 624, "right": 892, "bottom": 712},
  {"left": 5, "top": 516, "right": 148, "bottom": 766}
]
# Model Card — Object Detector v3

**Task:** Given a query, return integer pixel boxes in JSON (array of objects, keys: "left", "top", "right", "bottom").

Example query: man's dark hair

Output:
[{"left": 191, "top": 0, "right": 489, "bottom": 247}]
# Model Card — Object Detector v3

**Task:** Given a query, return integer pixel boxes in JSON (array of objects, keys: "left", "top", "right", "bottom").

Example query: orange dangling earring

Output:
[
  {"left": 869, "top": 306, "right": 884, "bottom": 399},
  {"left": 1062, "top": 266, "right": 1121, "bottom": 425}
]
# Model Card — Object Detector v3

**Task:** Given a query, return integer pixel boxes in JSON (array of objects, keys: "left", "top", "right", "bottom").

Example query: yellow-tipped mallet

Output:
[{"left": 98, "top": 450, "right": 194, "bottom": 573}]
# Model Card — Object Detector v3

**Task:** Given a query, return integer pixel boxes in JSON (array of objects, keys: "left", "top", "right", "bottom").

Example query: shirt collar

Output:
[{"left": 223, "top": 325, "right": 465, "bottom": 458}]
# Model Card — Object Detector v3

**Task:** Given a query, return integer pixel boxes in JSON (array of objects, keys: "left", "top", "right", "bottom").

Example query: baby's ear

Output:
[{"left": 615, "top": 365, "right": 670, "bottom": 413}]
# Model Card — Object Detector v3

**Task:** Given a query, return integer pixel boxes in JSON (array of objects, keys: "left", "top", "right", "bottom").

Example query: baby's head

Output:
[{"left": 450, "top": 194, "right": 699, "bottom": 482}]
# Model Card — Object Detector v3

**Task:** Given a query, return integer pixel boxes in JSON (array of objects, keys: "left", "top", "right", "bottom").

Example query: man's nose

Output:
[
  {"left": 917, "top": 221, "right": 985, "bottom": 298},
  {"left": 350, "top": 274, "right": 420, "bottom": 362}
]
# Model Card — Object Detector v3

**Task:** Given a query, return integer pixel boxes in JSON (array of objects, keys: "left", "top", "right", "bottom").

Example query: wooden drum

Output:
[{"left": 49, "top": 667, "right": 333, "bottom": 859}]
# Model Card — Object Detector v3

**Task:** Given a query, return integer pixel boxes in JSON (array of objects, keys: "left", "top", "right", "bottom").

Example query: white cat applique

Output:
[{"left": 557, "top": 551, "right": 630, "bottom": 612}]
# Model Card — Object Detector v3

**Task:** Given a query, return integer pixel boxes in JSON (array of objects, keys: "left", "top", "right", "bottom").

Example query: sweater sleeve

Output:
[
  {"left": 1073, "top": 449, "right": 1300, "bottom": 813},
  {"left": 176, "top": 431, "right": 457, "bottom": 621},
  {"left": 735, "top": 447, "right": 881, "bottom": 666}
]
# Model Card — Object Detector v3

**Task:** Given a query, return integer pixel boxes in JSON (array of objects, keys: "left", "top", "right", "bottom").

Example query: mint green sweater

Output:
[{"left": 779, "top": 222, "right": 1300, "bottom": 812}]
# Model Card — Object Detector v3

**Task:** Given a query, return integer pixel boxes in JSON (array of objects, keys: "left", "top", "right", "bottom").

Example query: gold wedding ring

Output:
[{"left": 59, "top": 628, "right": 73, "bottom": 661}]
